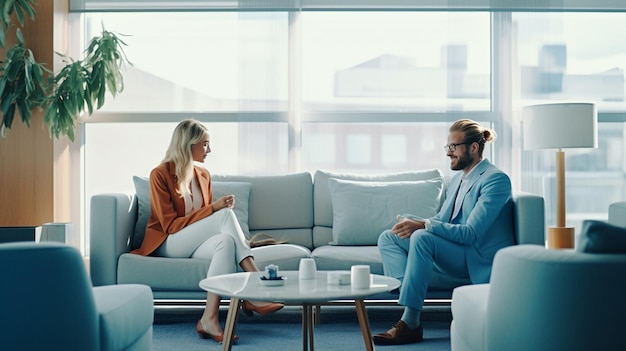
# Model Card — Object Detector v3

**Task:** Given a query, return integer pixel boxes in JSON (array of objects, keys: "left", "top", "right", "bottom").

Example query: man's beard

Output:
[{"left": 451, "top": 149, "right": 474, "bottom": 171}]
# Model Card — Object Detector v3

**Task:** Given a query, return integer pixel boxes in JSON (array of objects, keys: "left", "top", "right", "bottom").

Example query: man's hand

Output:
[{"left": 391, "top": 216, "right": 425, "bottom": 239}]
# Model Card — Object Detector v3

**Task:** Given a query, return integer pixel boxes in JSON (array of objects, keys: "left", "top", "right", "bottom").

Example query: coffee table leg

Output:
[
  {"left": 355, "top": 299, "right": 374, "bottom": 351},
  {"left": 308, "top": 305, "right": 314, "bottom": 350},
  {"left": 302, "top": 304, "right": 315, "bottom": 351},
  {"left": 222, "top": 298, "right": 240, "bottom": 351}
]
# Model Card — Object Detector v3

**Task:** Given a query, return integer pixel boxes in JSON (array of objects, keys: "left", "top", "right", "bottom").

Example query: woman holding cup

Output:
[{"left": 131, "top": 119, "right": 283, "bottom": 343}]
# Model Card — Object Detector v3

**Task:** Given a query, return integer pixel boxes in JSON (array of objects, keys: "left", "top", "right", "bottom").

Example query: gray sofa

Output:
[{"left": 90, "top": 169, "right": 545, "bottom": 301}]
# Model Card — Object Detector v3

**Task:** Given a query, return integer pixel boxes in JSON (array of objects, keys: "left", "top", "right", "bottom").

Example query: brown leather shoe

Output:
[
  {"left": 372, "top": 320, "right": 423, "bottom": 345},
  {"left": 241, "top": 300, "right": 284, "bottom": 316}
]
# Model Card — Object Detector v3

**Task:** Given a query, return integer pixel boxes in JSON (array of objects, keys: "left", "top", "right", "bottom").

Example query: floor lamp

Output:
[{"left": 522, "top": 102, "right": 598, "bottom": 249}]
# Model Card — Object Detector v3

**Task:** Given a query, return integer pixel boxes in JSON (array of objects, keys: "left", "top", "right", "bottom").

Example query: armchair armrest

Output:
[
  {"left": 90, "top": 193, "right": 137, "bottom": 286},
  {"left": 512, "top": 192, "right": 545, "bottom": 245},
  {"left": 609, "top": 201, "right": 626, "bottom": 227}
]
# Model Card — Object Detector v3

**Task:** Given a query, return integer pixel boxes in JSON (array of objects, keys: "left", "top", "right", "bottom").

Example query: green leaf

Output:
[
  {"left": 0, "top": 90, "right": 14, "bottom": 114},
  {"left": 84, "top": 84, "right": 93, "bottom": 115},
  {"left": 2, "top": 0, "right": 16, "bottom": 25},
  {"left": 16, "top": 0, "right": 36, "bottom": 20},
  {"left": 67, "top": 127, "right": 75, "bottom": 141},
  {"left": 23, "top": 58, "right": 33, "bottom": 93},
  {"left": 17, "top": 98, "right": 30, "bottom": 125},
  {"left": 0, "top": 79, "right": 6, "bottom": 98},
  {"left": 43, "top": 98, "right": 57, "bottom": 128},
  {"left": 14, "top": 5, "right": 24, "bottom": 27},
  {"left": 31, "top": 62, "right": 43, "bottom": 81},
  {"left": 96, "top": 79, "right": 106, "bottom": 109},
  {"left": 15, "top": 28, "right": 24, "bottom": 45},
  {"left": 2, "top": 103, "right": 16, "bottom": 129},
  {"left": 5, "top": 60, "right": 22, "bottom": 81}
]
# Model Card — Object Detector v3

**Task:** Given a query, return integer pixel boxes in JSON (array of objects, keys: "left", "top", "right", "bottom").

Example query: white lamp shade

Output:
[{"left": 522, "top": 102, "right": 598, "bottom": 150}]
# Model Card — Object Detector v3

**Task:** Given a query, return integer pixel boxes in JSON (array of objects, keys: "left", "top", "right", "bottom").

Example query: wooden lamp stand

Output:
[{"left": 546, "top": 150, "right": 575, "bottom": 249}]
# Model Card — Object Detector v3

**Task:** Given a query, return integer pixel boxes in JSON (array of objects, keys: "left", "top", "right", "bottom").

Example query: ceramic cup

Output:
[
  {"left": 299, "top": 258, "right": 317, "bottom": 280},
  {"left": 264, "top": 264, "right": 279, "bottom": 279},
  {"left": 351, "top": 265, "right": 371, "bottom": 289}
]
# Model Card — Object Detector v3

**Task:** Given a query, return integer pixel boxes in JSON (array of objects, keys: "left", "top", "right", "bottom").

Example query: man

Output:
[{"left": 373, "top": 119, "right": 514, "bottom": 345}]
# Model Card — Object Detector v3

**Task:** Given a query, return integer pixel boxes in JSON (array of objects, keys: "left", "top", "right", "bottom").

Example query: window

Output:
[
  {"left": 513, "top": 12, "right": 626, "bottom": 229},
  {"left": 72, "top": 5, "right": 626, "bottom": 254},
  {"left": 83, "top": 12, "right": 289, "bottom": 112},
  {"left": 301, "top": 12, "right": 491, "bottom": 112}
]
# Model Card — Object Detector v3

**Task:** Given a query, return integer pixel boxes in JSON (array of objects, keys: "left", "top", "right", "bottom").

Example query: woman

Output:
[{"left": 131, "top": 119, "right": 283, "bottom": 342}]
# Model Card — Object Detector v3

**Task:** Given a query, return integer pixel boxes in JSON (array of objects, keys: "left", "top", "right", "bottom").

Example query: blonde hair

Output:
[
  {"left": 449, "top": 119, "right": 496, "bottom": 156},
  {"left": 163, "top": 119, "right": 208, "bottom": 196}
]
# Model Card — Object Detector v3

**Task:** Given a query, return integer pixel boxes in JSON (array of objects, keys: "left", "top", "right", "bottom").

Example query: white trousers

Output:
[{"left": 155, "top": 209, "right": 252, "bottom": 277}]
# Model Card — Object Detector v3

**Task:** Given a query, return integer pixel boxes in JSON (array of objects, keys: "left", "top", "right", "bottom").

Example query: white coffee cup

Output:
[
  {"left": 299, "top": 258, "right": 317, "bottom": 280},
  {"left": 351, "top": 265, "right": 371, "bottom": 289}
]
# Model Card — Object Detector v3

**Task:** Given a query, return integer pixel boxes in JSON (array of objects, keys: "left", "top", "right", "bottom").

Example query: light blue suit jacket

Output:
[{"left": 429, "top": 159, "right": 514, "bottom": 284}]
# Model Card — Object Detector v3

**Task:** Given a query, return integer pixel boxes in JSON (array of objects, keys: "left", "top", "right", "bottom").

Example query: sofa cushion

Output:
[
  {"left": 251, "top": 244, "right": 312, "bottom": 271},
  {"left": 118, "top": 253, "right": 210, "bottom": 290},
  {"left": 131, "top": 176, "right": 252, "bottom": 249},
  {"left": 132, "top": 176, "right": 151, "bottom": 250},
  {"left": 577, "top": 219, "right": 626, "bottom": 253},
  {"left": 312, "top": 245, "right": 384, "bottom": 274},
  {"left": 328, "top": 177, "right": 444, "bottom": 245},
  {"left": 313, "top": 169, "right": 444, "bottom": 228},
  {"left": 212, "top": 181, "right": 252, "bottom": 239},
  {"left": 118, "top": 245, "right": 311, "bottom": 290},
  {"left": 212, "top": 172, "right": 314, "bottom": 231}
]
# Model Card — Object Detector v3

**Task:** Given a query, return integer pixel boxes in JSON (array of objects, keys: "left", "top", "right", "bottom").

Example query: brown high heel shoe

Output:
[
  {"left": 241, "top": 300, "right": 285, "bottom": 316},
  {"left": 196, "top": 320, "right": 238, "bottom": 343}
]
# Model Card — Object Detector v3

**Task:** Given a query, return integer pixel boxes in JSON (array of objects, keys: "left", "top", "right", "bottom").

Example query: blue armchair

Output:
[
  {"left": 450, "top": 203, "right": 626, "bottom": 351},
  {"left": 0, "top": 242, "right": 154, "bottom": 351}
]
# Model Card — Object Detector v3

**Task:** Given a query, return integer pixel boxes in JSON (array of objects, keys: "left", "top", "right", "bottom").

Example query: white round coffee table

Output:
[{"left": 199, "top": 270, "right": 400, "bottom": 351}]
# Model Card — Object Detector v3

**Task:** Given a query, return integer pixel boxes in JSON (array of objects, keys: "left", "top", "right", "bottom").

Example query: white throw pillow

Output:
[
  {"left": 328, "top": 177, "right": 444, "bottom": 246},
  {"left": 131, "top": 176, "right": 252, "bottom": 250}
]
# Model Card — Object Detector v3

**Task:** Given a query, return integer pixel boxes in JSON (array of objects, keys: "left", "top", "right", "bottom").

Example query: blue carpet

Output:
[{"left": 153, "top": 305, "right": 451, "bottom": 350}]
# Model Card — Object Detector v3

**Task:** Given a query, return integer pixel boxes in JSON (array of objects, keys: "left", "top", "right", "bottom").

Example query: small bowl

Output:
[{"left": 259, "top": 276, "right": 286, "bottom": 287}]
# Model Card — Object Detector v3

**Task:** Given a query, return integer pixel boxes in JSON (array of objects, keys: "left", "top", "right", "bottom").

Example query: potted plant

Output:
[{"left": 0, "top": 0, "right": 130, "bottom": 141}]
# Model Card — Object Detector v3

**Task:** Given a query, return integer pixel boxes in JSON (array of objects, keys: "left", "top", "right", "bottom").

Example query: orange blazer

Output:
[{"left": 131, "top": 162, "right": 215, "bottom": 256}]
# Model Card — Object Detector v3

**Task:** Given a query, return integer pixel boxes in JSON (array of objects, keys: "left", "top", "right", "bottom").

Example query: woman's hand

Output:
[
  {"left": 391, "top": 216, "right": 425, "bottom": 239},
  {"left": 214, "top": 195, "right": 235, "bottom": 210}
]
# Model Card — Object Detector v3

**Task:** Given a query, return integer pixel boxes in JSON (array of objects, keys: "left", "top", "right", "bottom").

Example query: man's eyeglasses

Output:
[{"left": 443, "top": 141, "right": 474, "bottom": 152}]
